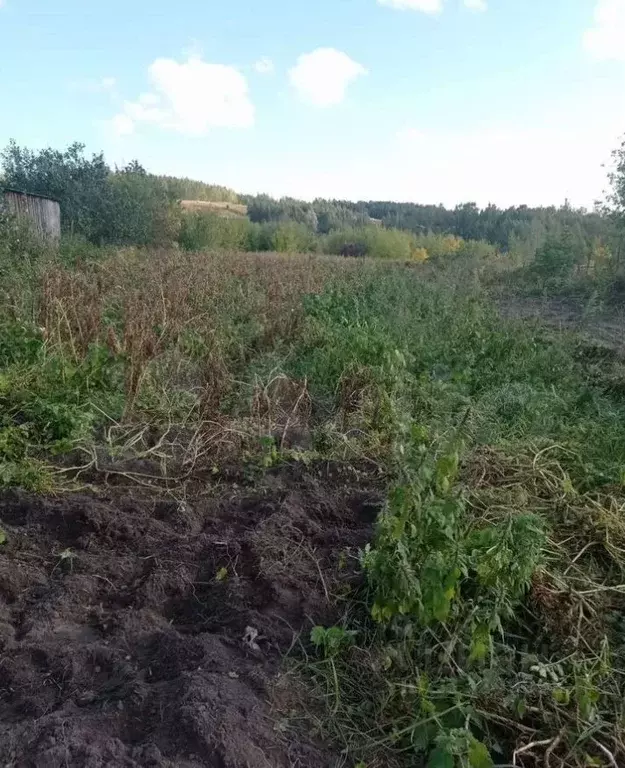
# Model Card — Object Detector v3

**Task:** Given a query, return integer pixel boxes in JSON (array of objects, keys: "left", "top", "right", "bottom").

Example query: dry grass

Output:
[
  {"left": 28, "top": 248, "right": 377, "bottom": 480},
  {"left": 37, "top": 250, "right": 364, "bottom": 395},
  {"left": 179, "top": 200, "right": 248, "bottom": 218}
]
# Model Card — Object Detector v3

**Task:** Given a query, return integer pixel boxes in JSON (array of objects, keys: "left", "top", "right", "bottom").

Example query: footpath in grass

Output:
[{"left": 1, "top": 249, "right": 625, "bottom": 767}]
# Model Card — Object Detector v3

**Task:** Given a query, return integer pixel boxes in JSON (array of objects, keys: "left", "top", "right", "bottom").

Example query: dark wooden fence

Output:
[{"left": 2, "top": 189, "right": 61, "bottom": 242}]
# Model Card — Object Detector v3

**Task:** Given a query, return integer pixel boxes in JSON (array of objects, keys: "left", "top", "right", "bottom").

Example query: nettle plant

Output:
[{"left": 359, "top": 428, "right": 547, "bottom": 766}]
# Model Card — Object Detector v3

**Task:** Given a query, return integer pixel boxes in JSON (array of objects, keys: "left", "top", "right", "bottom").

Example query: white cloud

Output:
[
  {"left": 464, "top": 0, "right": 487, "bottom": 11},
  {"left": 111, "top": 114, "right": 135, "bottom": 137},
  {"left": 123, "top": 93, "right": 168, "bottom": 126},
  {"left": 111, "top": 56, "right": 254, "bottom": 137},
  {"left": 289, "top": 48, "right": 367, "bottom": 107},
  {"left": 254, "top": 57, "right": 274, "bottom": 75},
  {"left": 584, "top": 0, "right": 625, "bottom": 61},
  {"left": 377, "top": 0, "right": 443, "bottom": 14}
]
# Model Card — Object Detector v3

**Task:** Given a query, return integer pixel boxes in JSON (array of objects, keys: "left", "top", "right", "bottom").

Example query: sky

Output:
[{"left": 1, "top": 0, "right": 625, "bottom": 208}]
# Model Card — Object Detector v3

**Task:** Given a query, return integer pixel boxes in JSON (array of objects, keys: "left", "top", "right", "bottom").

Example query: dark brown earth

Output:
[{"left": 0, "top": 465, "right": 381, "bottom": 767}]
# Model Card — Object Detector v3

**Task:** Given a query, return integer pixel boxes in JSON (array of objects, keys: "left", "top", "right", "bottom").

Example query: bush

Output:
[
  {"left": 98, "top": 169, "right": 181, "bottom": 246},
  {"left": 57, "top": 233, "right": 118, "bottom": 267},
  {"left": 324, "top": 225, "right": 418, "bottom": 260},
  {"left": 179, "top": 212, "right": 252, "bottom": 251},
  {"left": 1, "top": 143, "right": 233, "bottom": 247},
  {"left": 246, "top": 221, "right": 277, "bottom": 251},
  {"left": 271, "top": 221, "right": 318, "bottom": 252},
  {"left": 1, "top": 140, "right": 110, "bottom": 242},
  {"left": 179, "top": 213, "right": 320, "bottom": 254},
  {"left": 414, "top": 232, "right": 464, "bottom": 260},
  {"left": 531, "top": 231, "right": 581, "bottom": 282}
]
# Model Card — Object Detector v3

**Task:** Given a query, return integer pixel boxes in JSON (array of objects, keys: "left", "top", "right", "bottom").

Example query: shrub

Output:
[
  {"left": 179, "top": 212, "right": 252, "bottom": 251},
  {"left": 245, "top": 221, "right": 276, "bottom": 251},
  {"left": 99, "top": 169, "right": 182, "bottom": 246},
  {"left": 324, "top": 225, "right": 417, "bottom": 260},
  {"left": 271, "top": 221, "right": 318, "bottom": 252},
  {"left": 1, "top": 140, "right": 110, "bottom": 242},
  {"left": 414, "top": 232, "right": 464, "bottom": 260},
  {"left": 531, "top": 231, "right": 580, "bottom": 282},
  {"left": 57, "top": 233, "right": 113, "bottom": 266}
]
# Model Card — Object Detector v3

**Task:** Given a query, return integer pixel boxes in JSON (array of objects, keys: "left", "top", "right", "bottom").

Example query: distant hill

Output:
[
  {"left": 156, "top": 175, "right": 239, "bottom": 204},
  {"left": 180, "top": 200, "right": 248, "bottom": 218}
]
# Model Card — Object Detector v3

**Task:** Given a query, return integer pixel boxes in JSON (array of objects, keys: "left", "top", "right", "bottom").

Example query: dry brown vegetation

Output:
[
  {"left": 180, "top": 200, "right": 248, "bottom": 218},
  {"left": 24, "top": 249, "right": 382, "bottom": 484}
]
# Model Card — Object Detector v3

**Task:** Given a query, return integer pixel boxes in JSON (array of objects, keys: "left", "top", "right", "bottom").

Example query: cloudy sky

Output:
[{"left": 1, "top": 0, "right": 625, "bottom": 207}]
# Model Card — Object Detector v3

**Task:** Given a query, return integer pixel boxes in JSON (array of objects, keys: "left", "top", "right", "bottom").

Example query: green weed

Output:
[{"left": 291, "top": 269, "right": 625, "bottom": 767}]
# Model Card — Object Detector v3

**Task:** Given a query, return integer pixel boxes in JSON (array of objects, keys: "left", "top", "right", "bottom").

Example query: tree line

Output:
[
  {"left": 243, "top": 195, "right": 612, "bottom": 262},
  {"left": 2, "top": 138, "right": 624, "bottom": 270}
]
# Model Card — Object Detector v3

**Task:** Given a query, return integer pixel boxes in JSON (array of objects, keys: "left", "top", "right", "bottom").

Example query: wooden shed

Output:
[{"left": 2, "top": 188, "right": 61, "bottom": 242}]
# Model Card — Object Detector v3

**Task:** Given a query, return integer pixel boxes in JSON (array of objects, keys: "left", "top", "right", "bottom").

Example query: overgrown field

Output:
[{"left": 2, "top": 247, "right": 625, "bottom": 767}]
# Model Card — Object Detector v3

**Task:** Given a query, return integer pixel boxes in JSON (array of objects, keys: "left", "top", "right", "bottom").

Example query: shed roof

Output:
[{"left": 2, "top": 187, "right": 61, "bottom": 204}]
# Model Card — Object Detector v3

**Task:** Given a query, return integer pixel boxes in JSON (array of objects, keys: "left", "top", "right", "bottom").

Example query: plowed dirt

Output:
[{"left": 0, "top": 465, "right": 381, "bottom": 767}]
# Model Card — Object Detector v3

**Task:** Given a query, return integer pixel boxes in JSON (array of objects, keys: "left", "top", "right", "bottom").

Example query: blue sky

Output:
[{"left": 1, "top": 0, "right": 625, "bottom": 207}]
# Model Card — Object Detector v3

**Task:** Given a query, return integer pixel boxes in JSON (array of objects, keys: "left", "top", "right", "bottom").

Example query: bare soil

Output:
[
  {"left": 0, "top": 465, "right": 381, "bottom": 767},
  {"left": 497, "top": 296, "right": 625, "bottom": 355}
]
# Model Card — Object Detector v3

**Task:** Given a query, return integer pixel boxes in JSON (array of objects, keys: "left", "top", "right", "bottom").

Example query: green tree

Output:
[
  {"left": 532, "top": 230, "right": 580, "bottom": 282},
  {"left": 313, "top": 199, "right": 366, "bottom": 233},
  {"left": 605, "top": 133, "right": 625, "bottom": 265},
  {"left": 157, "top": 175, "right": 238, "bottom": 203},
  {"left": 1, "top": 140, "right": 110, "bottom": 241},
  {"left": 272, "top": 221, "right": 317, "bottom": 252},
  {"left": 246, "top": 194, "right": 318, "bottom": 231},
  {"left": 100, "top": 164, "right": 180, "bottom": 245}
]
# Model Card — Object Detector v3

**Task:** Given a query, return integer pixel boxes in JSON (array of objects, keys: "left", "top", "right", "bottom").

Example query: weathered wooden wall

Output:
[{"left": 2, "top": 189, "right": 61, "bottom": 242}]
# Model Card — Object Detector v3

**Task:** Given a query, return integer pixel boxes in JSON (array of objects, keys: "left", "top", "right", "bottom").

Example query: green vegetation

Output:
[
  {"left": 2, "top": 139, "right": 617, "bottom": 270},
  {"left": 3, "top": 134, "right": 625, "bottom": 766},
  {"left": 296, "top": 275, "right": 625, "bottom": 766},
  {"left": 0, "top": 141, "right": 237, "bottom": 247},
  {"left": 244, "top": 194, "right": 611, "bottom": 265},
  {"left": 2, "top": 234, "right": 625, "bottom": 764}
]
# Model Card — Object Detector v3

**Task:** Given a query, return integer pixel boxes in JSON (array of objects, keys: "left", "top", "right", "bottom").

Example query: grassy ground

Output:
[
  {"left": 1, "top": 247, "right": 625, "bottom": 766},
  {"left": 179, "top": 200, "right": 249, "bottom": 218}
]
